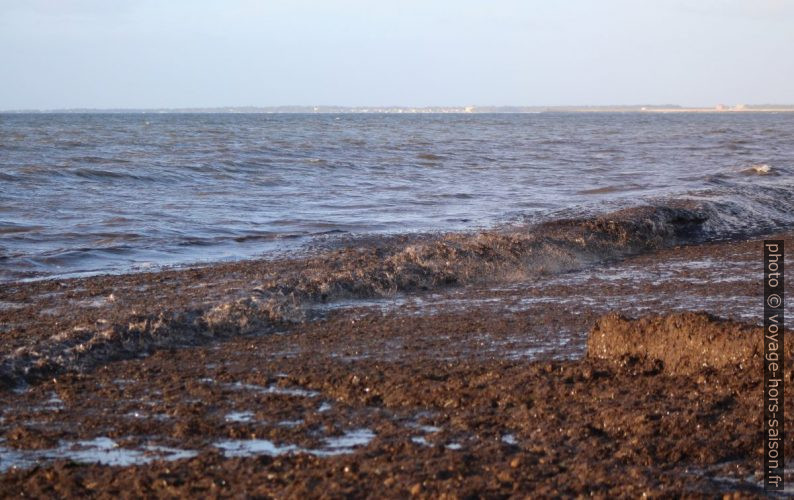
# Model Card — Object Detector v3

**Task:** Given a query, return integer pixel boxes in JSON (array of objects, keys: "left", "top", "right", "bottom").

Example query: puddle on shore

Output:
[
  {"left": 501, "top": 434, "right": 518, "bottom": 445},
  {"left": 195, "top": 378, "right": 320, "bottom": 398},
  {"left": 215, "top": 428, "right": 375, "bottom": 458},
  {"left": 277, "top": 419, "right": 303, "bottom": 428},
  {"left": 0, "top": 437, "right": 197, "bottom": 472},
  {"left": 216, "top": 439, "right": 298, "bottom": 457},
  {"left": 0, "top": 427, "right": 376, "bottom": 472},
  {"left": 72, "top": 296, "right": 114, "bottom": 309},
  {"left": 223, "top": 381, "right": 319, "bottom": 398},
  {"left": 682, "top": 461, "right": 794, "bottom": 496},
  {"left": 124, "top": 411, "right": 170, "bottom": 421},
  {"left": 225, "top": 411, "right": 255, "bottom": 423},
  {"left": 0, "top": 301, "right": 26, "bottom": 311},
  {"left": 33, "top": 392, "right": 64, "bottom": 412},
  {"left": 415, "top": 425, "right": 441, "bottom": 433},
  {"left": 411, "top": 436, "right": 429, "bottom": 446},
  {"left": 317, "top": 429, "right": 376, "bottom": 456},
  {"left": 408, "top": 419, "right": 443, "bottom": 447}
]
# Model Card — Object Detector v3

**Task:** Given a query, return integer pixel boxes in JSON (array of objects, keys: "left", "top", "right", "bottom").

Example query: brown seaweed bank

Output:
[
  {"left": 0, "top": 203, "right": 711, "bottom": 389},
  {"left": 589, "top": 311, "right": 792, "bottom": 375},
  {"left": 0, "top": 309, "right": 789, "bottom": 497}
]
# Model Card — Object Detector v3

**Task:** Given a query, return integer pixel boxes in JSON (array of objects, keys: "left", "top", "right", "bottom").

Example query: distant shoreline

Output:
[{"left": 3, "top": 105, "right": 794, "bottom": 114}]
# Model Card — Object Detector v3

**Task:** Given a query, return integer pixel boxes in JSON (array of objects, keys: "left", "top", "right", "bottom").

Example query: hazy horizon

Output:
[
  {"left": 2, "top": 0, "right": 793, "bottom": 110},
  {"left": 5, "top": 103, "right": 794, "bottom": 113}
]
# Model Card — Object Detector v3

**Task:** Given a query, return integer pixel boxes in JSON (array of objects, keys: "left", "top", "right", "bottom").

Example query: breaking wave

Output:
[{"left": 2, "top": 175, "right": 793, "bottom": 389}]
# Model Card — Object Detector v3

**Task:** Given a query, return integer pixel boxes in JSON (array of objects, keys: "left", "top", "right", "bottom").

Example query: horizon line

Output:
[{"left": 4, "top": 103, "right": 794, "bottom": 114}]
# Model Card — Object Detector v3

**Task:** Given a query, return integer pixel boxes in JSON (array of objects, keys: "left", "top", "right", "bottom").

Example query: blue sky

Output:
[{"left": 1, "top": 0, "right": 792, "bottom": 109}]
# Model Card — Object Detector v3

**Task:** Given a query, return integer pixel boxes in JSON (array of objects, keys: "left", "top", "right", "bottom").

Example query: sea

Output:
[{"left": 1, "top": 112, "right": 793, "bottom": 282}]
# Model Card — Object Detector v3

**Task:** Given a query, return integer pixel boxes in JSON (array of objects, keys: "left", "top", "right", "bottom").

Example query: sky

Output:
[{"left": 1, "top": 0, "right": 793, "bottom": 109}]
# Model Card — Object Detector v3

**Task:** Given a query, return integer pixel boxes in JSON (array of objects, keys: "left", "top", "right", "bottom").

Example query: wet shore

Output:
[{"left": 0, "top": 231, "right": 792, "bottom": 497}]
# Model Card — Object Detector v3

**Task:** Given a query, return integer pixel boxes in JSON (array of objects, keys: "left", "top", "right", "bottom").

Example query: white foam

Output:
[{"left": 748, "top": 164, "right": 772, "bottom": 174}]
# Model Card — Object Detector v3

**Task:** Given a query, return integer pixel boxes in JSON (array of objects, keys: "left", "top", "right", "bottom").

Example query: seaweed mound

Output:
[{"left": 588, "top": 312, "right": 790, "bottom": 375}]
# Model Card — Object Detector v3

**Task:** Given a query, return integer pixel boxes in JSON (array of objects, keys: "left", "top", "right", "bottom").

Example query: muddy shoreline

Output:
[{"left": 0, "top": 232, "right": 792, "bottom": 497}]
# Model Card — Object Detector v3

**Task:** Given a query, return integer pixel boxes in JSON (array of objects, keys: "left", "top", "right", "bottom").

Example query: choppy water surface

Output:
[{"left": 1, "top": 112, "right": 793, "bottom": 281}]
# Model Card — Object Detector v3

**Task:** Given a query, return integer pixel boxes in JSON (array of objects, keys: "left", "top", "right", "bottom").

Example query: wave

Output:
[
  {"left": 72, "top": 168, "right": 154, "bottom": 181},
  {"left": 576, "top": 184, "right": 646, "bottom": 195},
  {"left": 740, "top": 163, "right": 774, "bottom": 175},
  {"left": 2, "top": 176, "right": 793, "bottom": 389},
  {"left": 417, "top": 153, "right": 446, "bottom": 161},
  {"left": 0, "top": 222, "right": 45, "bottom": 235}
]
